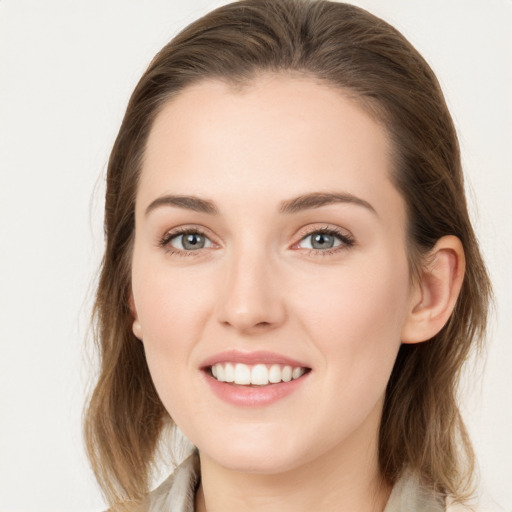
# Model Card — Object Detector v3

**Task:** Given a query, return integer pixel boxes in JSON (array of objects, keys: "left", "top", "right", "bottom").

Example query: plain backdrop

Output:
[{"left": 0, "top": 1, "right": 511, "bottom": 511}]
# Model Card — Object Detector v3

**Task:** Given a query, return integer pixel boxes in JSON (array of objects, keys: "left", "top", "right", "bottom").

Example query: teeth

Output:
[
  {"left": 234, "top": 363, "right": 251, "bottom": 385},
  {"left": 251, "top": 364, "right": 268, "bottom": 385},
  {"left": 210, "top": 362, "right": 307, "bottom": 386},
  {"left": 269, "top": 364, "right": 281, "bottom": 383},
  {"left": 282, "top": 366, "right": 292, "bottom": 382},
  {"left": 216, "top": 364, "right": 226, "bottom": 382},
  {"left": 225, "top": 362, "right": 235, "bottom": 383},
  {"left": 292, "top": 367, "right": 303, "bottom": 379}
]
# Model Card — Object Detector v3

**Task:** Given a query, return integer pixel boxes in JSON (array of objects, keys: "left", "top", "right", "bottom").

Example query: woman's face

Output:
[{"left": 131, "top": 75, "right": 416, "bottom": 474}]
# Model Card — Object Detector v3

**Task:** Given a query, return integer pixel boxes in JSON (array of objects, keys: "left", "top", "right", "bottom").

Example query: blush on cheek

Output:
[{"left": 298, "top": 262, "right": 406, "bottom": 361}]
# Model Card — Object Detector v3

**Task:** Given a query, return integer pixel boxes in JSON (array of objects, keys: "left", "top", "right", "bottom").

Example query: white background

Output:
[{"left": 0, "top": 1, "right": 510, "bottom": 511}]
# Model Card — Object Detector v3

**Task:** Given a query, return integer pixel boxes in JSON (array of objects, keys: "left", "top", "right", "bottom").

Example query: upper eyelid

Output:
[
  {"left": 158, "top": 227, "right": 211, "bottom": 249},
  {"left": 160, "top": 225, "right": 215, "bottom": 240},
  {"left": 295, "top": 223, "right": 354, "bottom": 241},
  {"left": 158, "top": 227, "right": 217, "bottom": 256},
  {"left": 294, "top": 227, "right": 354, "bottom": 248},
  {"left": 159, "top": 223, "right": 354, "bottom": 251},
  {"left": 160, "top": 223, "right": 352, "bottom": 237}
]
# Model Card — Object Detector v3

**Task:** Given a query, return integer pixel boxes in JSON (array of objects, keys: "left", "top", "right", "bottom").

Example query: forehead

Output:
[
  {"left": 145, "top": 74, "right": 388, "bottom": 158},
  {"left": 139, "top": 74, "right": 402, "bottom": 221}
]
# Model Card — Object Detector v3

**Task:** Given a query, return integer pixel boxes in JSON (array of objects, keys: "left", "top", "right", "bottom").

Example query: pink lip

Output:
[
  {"left": 199, "top": 350, "right": 311, "bottom": 407},
  {"left": 200, "top": 350, "right": 309, "bottom": 369},
  {"left": 202, "top": 370, "right": 310, "bottom": 407}
]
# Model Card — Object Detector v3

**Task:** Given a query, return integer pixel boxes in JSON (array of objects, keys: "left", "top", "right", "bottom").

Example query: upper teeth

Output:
[{"left": 211, "top": 363, "right": 306, "bottom": 386}]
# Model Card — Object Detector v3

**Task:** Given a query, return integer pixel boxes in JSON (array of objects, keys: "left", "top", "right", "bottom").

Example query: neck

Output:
[{"left": 195, "top": 410, "right": 391, "bottom": 512}]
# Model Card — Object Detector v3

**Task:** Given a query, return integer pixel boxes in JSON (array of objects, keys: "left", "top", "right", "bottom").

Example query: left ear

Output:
[
  {"left": 401, "top": 235, "right": 465, "bottom": 344},
  {"left": 128, "top": 291, "right": 144, "bottom": 341}
]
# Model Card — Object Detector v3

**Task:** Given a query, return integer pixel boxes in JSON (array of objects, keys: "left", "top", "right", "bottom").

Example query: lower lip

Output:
[{"left": 203, "top": 371, "right": 310, "bottom": 407}]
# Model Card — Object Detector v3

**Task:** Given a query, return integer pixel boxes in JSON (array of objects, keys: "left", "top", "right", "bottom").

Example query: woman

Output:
[{"left": 84, "top": 1, "right": 492, "bottom": 511}]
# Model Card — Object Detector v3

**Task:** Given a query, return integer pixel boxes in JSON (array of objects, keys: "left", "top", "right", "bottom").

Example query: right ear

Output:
[{"left": 129, "top": 292, "right": 143, "bottom": 340}]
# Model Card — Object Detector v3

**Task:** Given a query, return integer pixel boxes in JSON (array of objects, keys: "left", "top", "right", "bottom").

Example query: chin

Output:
[
  {"left": 209, "top": 446, "right": 302, "bottom": 474},
  {"left": 195, "top": 425, "right": 315, "bottom": 475}
]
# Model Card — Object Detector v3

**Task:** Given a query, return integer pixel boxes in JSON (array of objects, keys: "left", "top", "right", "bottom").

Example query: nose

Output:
[{"left": 216, "top": 246, "right": 287, "bottom": 334}]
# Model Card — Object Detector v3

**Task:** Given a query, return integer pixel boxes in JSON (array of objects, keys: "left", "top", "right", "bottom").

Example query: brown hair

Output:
[{"left": 84, "top": 0, "right": 492, "bottom": 507}]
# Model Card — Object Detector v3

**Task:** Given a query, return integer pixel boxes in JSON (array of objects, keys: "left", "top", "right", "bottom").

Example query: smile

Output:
[
  {"left": 201, "top": 350, "right": 312, "bottom": 406},
  {"left": 210, "top": 362, "right": 308, "bottom": 386}
]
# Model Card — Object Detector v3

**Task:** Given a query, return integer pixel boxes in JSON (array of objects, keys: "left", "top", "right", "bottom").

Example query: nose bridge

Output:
[{"left": 217, "top": 235, "right": 285, "bottom": 332}]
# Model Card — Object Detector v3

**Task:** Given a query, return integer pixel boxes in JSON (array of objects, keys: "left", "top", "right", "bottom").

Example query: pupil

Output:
[
  {"left": 183, "top": 233, "right": 204, "bottom": 250},
  {"left": 312, "top": 233, "right": 333, "bottom": 249}
]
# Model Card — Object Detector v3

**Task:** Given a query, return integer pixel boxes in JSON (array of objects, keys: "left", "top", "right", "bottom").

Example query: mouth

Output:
[
  {"left": 208, "top": 362, "right": 311, "bottom": 386},
  {"left": 200, "top": 350, "right": 312, "bottom": 406}
]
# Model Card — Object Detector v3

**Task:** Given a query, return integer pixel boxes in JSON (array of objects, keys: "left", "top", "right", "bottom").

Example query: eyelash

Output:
[
  {"left": 158, "top": 225, "right": 355, "bottom": 257},
  {"left": 158, "top": 227, "right": 212, "bottom": 257},
  {"left": 296, "top": 226, "right": 355, "bottom": 256}
]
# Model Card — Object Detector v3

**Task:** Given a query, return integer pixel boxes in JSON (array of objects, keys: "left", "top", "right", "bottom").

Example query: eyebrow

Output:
[
  {"left": 279, "top": 192, "right": 377, "bottom": 216},
  {"left": 145, "top": 191, "right": 377, "bottom": 217},
  {"left": 145, "top": 195, "right": 219, "bottom": 216}
]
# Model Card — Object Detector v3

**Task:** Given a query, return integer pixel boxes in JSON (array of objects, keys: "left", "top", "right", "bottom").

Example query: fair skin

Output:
[{"left": 130, "top": 74, "right": 465, "bottom": 512}]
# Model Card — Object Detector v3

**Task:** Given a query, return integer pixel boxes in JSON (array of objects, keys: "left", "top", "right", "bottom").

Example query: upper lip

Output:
[{"left": 200, "top": 350, "right": 310, "bottom": 369}]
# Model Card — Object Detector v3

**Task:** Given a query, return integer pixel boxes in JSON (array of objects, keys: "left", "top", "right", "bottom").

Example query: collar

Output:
[{"left": 145, "top": 451, "right": 444, "bottom": 512}]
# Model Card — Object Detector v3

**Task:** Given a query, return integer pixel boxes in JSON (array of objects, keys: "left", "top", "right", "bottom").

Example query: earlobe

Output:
[
  {"left": 132, "top": 319, "right": 143, "bottom": 340},
  {"left": 129, "top": 292, "right": 143, "bottom": 341},
  {"left": 401, "top": 235, "right": 465, "bottom": 344}
]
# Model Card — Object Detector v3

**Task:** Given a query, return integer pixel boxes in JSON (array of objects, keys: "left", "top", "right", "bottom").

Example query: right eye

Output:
[{"left": 167, "top": 230, "right": 213, "bottom": 251}]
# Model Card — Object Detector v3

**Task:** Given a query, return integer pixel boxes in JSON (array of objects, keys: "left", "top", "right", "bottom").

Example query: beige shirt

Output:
[{"left": 143, "top": 452, "right": 449, "bottom": 512}]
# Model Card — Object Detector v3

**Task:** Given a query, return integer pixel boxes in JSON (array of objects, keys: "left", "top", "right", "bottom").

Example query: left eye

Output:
[
  {"left": 169, "top": 232, "right": 213, "bottom": 251},
  {"left": 298, "top": 231, "right": 345, "bottom": 250}
]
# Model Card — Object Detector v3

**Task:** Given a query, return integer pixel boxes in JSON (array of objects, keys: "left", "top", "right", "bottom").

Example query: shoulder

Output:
[
  {"left": 447, "top": 503, "right": 506, "bottom": 512},
  {"left": 384, "top": 470, "right": 444, "bottom": 512},
  {"left": 446, "top": 495, "right": 507, "bottom": 512},
  {"left": 142, "top": 451, "right": 200, "bottom": 512},
  {"left": 386, "top": 470, "right": 506, "bottom": 512}
]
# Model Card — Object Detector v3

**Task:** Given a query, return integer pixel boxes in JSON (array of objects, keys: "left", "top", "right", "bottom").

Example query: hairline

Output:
[{"left": 134, "top": 69, "right": 420, "bottom": 276}]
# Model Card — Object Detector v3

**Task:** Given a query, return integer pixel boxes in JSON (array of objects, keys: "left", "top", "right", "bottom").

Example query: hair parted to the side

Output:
[{"left": 84, "top": 0, "right": 492, "bottom": 508}]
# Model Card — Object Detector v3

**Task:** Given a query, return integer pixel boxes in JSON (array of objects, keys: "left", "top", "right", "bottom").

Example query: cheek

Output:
[
  {"left": 131, "top": 264, "right": 211, "bottom": 417},
  {"left": 131, "top": 255, "right": 215, "bottom": 366},
  {"left": 286, "top": 253, "right": 410, "bottom": 443},
  {"left": 295, "top": 252, "right": 410, "bottom": 374}
]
